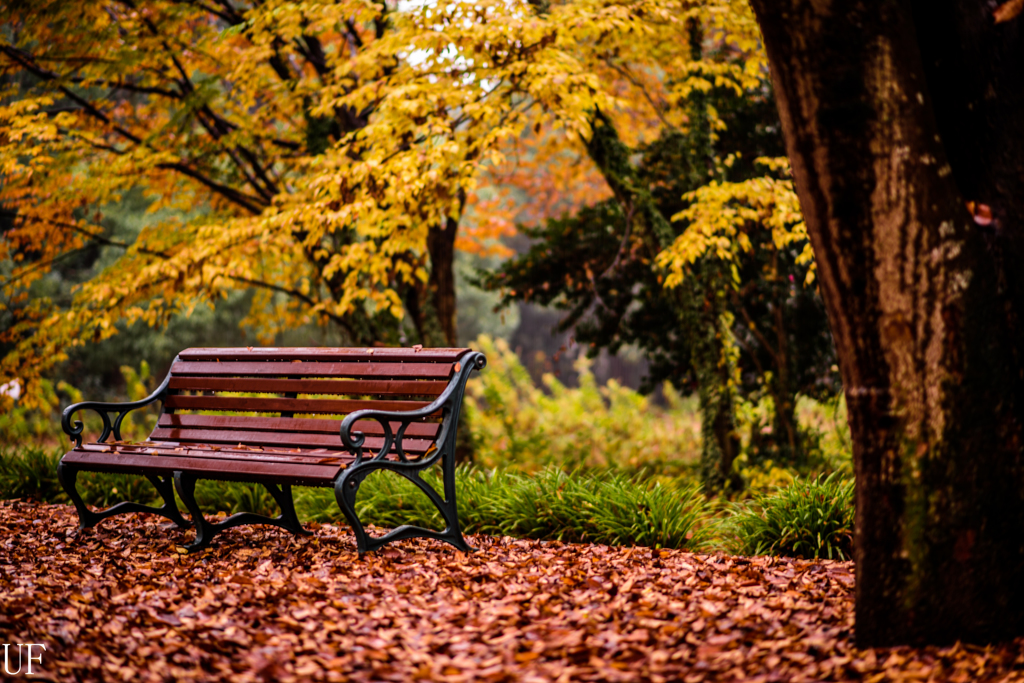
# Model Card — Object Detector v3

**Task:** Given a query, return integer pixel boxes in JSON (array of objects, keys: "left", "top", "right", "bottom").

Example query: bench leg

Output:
[
  {"left": 172, "top": 473, "right": 312, "bottom": 554},
  {"left": 58, "top": 462, "right": 192, "bottom": 530},
  {"left": 335, "top": 463, "right": 474, "bottom": 556}
]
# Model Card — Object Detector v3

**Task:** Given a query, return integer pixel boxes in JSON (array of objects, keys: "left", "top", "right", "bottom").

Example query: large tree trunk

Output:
[{"left": 749, "top": 0, "right": 1024, "bottom": 646}]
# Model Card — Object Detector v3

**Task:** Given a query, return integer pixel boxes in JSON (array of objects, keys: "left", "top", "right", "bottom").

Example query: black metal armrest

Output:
[
  {"left": 61, "top": 367, "right": 174, "bottom": 447},
  {"left": 339, "top": 351, "right": 486, "bottom": 463}
]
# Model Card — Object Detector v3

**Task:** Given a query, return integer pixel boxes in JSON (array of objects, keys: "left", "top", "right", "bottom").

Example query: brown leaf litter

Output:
[{"left": 1, "top": 500, "right": 1023, "bottom": 682}]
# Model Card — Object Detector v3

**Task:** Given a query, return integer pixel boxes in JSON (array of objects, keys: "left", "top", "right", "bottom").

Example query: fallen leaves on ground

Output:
[{"left": 2, "top": 501, "right": 1023, "bottom": 682}]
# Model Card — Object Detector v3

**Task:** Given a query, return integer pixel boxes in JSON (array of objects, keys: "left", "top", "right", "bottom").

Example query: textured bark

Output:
[
  {"left": 749, "top": 0, "right": 1024, "bottom": 646},
  {"left": 425, "top": 213, "right": 460, "bottom": 348},
  {"left": 427, "top": 204, "right": 475, "bottom": 464}
]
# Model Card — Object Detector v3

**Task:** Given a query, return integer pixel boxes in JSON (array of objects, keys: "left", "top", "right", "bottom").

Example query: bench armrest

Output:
[
  {"left": 340, "top": 351, "right": 486, "bottom": 463},
  {"left": 62, "top": 367, "right": 173, "bottom": 448}
]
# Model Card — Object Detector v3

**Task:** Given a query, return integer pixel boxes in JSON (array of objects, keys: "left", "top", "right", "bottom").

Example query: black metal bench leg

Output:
[
  {"left": 58, "top": 463, "right": 100, "bottom": 529},
  {"left": 145, "top": 474, "right": 193, "bottom": 529},
  {"left": 335, "top": 464, "right": 475, "bottom": 555},
  {"left": 264, "top": 483, "right": 313, "bottom": 537},
  {"left": 173, "top": 471, "right": 216, "bottom": 553},
  {"left": 58, "top": 462, "right": 192, "bottom": 531},
  {"left": 174, "top": 474, "right": 313, "bottom": 554},
  {"left": 335, "top": 469, "right": 372, "bottom": 554}
]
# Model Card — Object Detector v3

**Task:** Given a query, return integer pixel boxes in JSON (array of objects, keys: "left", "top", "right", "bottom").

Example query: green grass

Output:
[
  {"left": 726, "top": 472, "right": 855, "bottom": 560},
  {"left": 0, "top": 446, "right": 65, "bottom": 502}
]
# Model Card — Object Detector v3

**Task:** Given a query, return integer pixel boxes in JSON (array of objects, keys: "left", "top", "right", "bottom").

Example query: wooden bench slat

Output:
[
  {"left": 157, "top": 414, "right": 441, "bottom": 438},
  {"left": 149, "top": 427, "right": 433, "bottom": 453},
  {"left": 62, "top": 449, "right": 343, "bottom": 484},
  {"left": 76, "top": 443, "right": 353, "bottom": 464},
  {"left": 170, "top": 361, "right": 454, "bottom": 379},
  {"left": 164, "top": 395, "right": 434, "bottom": 415},
  {"left": 179, "top": 347, "right": 470, "bottom": 363},
  {"left": 166, "top": 377, "right": 448, "bottom": 396}
]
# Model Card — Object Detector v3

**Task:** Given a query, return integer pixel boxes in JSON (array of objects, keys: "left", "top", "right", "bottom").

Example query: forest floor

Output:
[{"left": 1, "top": 500, "right": 1022, "bottom": 682}]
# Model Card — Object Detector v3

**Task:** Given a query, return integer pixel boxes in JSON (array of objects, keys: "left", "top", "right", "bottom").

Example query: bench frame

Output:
[{"left": 58, "top": 350, "right": 486, "bottom": 554}]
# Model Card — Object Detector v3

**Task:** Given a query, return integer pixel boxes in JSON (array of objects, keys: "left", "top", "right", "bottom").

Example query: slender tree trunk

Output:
[
  {"left": 424, "top": 195, "right": 476, "bottom": 463},
  {"left": 750, "top": 0, "right": 1024, "bottom": 646},
  {"left": 426, "top": 201, "right": 462, "bottom": 348},
  {"left": 771, "top": 253, "right": 799, "bottom": 465},
  {"left": 693, "top": 278, "right": 741, "bottom": 492}
]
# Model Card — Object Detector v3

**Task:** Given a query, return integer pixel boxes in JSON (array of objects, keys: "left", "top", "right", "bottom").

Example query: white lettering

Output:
[
  {"left": 2, "top": 644, "right": 22, "bottom": 676},
  {"left": 26, "top": 644, "right": 46, "bottom": 675}
]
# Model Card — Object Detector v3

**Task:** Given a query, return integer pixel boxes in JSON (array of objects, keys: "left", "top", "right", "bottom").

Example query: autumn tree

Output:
[
  {"left": 2, "top": 0, "right": 456, "bottom": 397},
  {"left": 0, "top": 0, "right": 606, "bottom": 414},
  {"left": 751, "top": 0, "right": 1024, "bottom": 645}
]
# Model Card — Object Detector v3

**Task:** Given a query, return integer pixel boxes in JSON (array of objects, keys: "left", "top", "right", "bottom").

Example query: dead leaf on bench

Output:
[{"left": 995, "top": 0, "right": 1024, "bottom": 22}]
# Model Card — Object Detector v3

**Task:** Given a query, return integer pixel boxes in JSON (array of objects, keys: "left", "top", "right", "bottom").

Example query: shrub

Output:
[
  {"left": 492, "top": 468, "right": 713, "bottom": 549},
  {"left": 0, "top": 446, "right": 66, "bottom": 502},
  {"left": 727, "top": 472, "right": 854, "bottom": 560},
  {"left": 465, "top": 336, "right": 701, "bottom": 473}
]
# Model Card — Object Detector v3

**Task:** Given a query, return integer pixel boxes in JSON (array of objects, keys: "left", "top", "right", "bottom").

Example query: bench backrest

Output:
[{"left": 149, "top": 347, "right": 471, "bottom": 457}]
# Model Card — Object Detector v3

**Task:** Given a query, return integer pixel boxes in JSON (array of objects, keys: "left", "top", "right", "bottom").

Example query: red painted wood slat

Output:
[
  {"left": 170, "top": 361, "right": 454, "bottom": 379},
  {"left": 166, "top": 377, "right": 449, "bottom": 396},
  {"left": 163, "top": 395, "right": 433, "bottom": 415},
  {"left": 62, "top": 449, "right": 343, "bottom": 485},
  {"left": 148, "top": 427, "right": 433, "bottom": 453},
  {"left": 77, "top": 442, "right": 351, "bottom": 464},
  {"left": 179, "top": 347, "right": 470, "bottom": 363},
  {"left": 156, "top": 414, "right": 441, "bottom": 438}
]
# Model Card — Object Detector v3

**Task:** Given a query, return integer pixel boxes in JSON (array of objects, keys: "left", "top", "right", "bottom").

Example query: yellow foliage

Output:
[
  {"left": 1, "top": 0, "right": 766, "bottom": 409},
  {"left": 657, "top": 158, "right": 814, "bottom": 289}
]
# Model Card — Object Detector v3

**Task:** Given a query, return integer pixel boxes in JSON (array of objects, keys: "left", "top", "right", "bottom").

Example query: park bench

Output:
[{"left": 57, "top": 346, "right": 486, "bottom": 554}]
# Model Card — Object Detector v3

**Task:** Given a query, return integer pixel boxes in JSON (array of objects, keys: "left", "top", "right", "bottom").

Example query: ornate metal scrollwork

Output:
[
  {"left": 61, "top": 364, "right": 174, "bottom": 447},
  {"left": 336, "top": 351, "right": 487, "bottom": 554}
]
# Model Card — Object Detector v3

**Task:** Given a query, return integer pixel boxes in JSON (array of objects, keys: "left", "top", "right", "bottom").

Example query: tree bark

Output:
[
  {"left": 426, "top": 211, "right": 460, "bottom": 347},
  {"left": 750, "top": 0, "right": 1024, "bottom": 646}
]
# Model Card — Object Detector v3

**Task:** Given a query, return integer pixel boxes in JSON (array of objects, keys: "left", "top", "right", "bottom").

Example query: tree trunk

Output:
[
  {"left": 426, "top": 209, "right": 461, "bottom": 348},
  {"left": 769, "top": 251, "right": 799, "bottom": 465},
  {"left": 693, "top": 278, "right": 742, "bottom": 492},
  {"left": 749, "top": 0, "right": 1024, "bottom": 646},
  {"left": 424, "top": 198, "right": 476, "bottom": 464}
]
